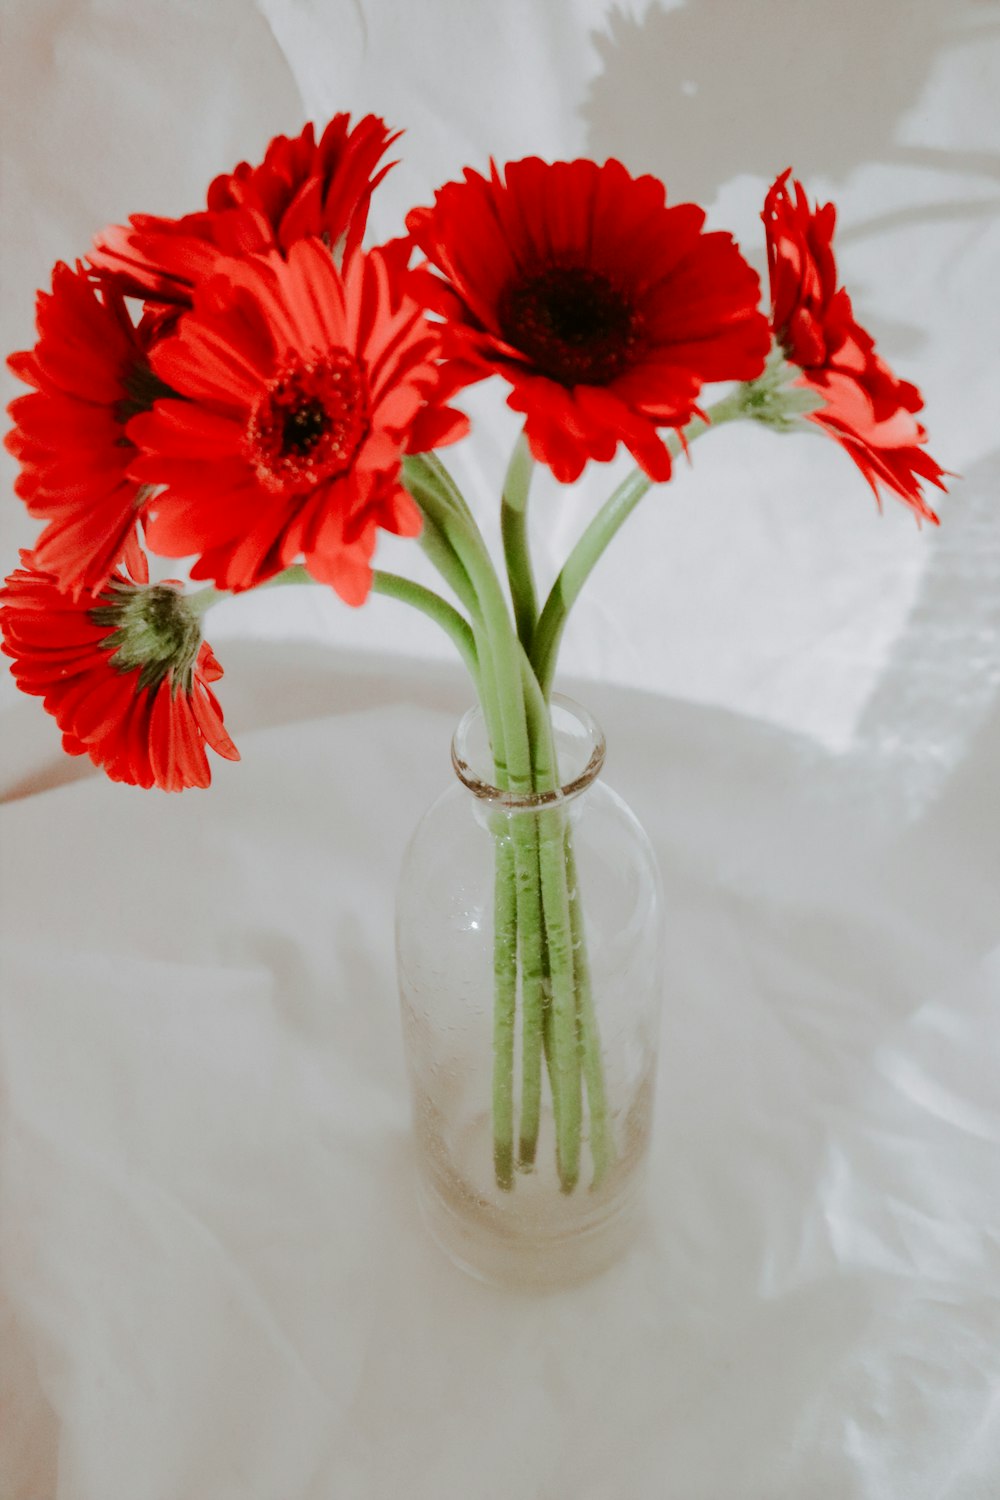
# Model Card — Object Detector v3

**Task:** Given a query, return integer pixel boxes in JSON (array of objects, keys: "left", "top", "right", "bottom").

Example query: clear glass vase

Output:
[{"left": 396, "top": 696, "right": 664, "bottom": 1289}]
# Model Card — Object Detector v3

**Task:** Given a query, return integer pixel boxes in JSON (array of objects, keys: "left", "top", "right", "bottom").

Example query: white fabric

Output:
[
  {"left": 3, "top": 664, "right": 1000, "bottom": 1499},
  {"left": 2, "top": 2, "right": 1000, "bottom": 1497}
]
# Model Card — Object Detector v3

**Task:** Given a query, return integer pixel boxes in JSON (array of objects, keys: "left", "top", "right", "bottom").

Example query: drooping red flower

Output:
[
  {"left": 763, "top": 170, "right": 947, "bottom": 521},
  {"left": 126, "top": 237, "right": 467, "bottom": 602},
  {"left": 4, "top": 262, "right": 171, "bottom": 599},
  {"left": 89, "top": 114, "right": 398, "bottom": 305},
  {"left": 405, "top": 156, "right": 771, "bottom": 484},
  {"left": 0, "top": 560, "right": 239, "bottom": 791}
]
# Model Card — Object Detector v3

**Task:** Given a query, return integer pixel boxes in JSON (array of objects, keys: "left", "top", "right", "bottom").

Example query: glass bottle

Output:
[{"left": 396, "top": 696, "right": 664, "bottom": 1289}]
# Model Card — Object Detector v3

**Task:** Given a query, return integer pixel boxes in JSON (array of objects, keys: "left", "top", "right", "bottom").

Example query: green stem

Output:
[
  {"left": 500, "top": 432, "right": 538, "bottom": 653},
  {"left": 475, "top": 629, "right": 522, "bottom": 1192},
  {"left": 186, "top": 586, "right": 226, "bottom": 617},
  {"left": 252, "top": 564, "right": 313, "bottom": 591},
  {"left": 564, "top": 824, "right": 612, "bottom": 1188},
  {"left": 491, "top": 827, "right": 518, "bottom": 1190},
  {"left": 475, "top": 627, "right": 508, "bottom": 782},
  {"left": 536, "top": 800, "right": 581, "bottom": 1190},
  {"left": 407, "top": 449, "right": 637, "bottom": 1194},
  {"left": 412, "top": 450, "right": 479, "bottom": 529},
  {"left": 514, "top": 652, "right": 553, "bottom": 1168},
  {"left": 517, "top": 650, "right": 616, "bottom": 1188},
  {"left": 403, "top": 457, "right": 484, "bottom": 625},
  {"left": 369, "top": 571, "right": 479, "bottom": 689},
  {"left": 404, "top": 464, "right": 532, "bottom": 784},
  {"left": 212, "top": 560, "right": 482, "bottom": 693},
  {"left": 513, "top": 650, "right": 583, "bottom": 1189},
  {"left": 186, "top": 582, "right": 226, "bottom": 612},
  {"left": 404, "top": 457, "right": 588, "bottom": 1188},
  {"left": 417, "top": 512, "right": 481, "bottom": 623},
  {"left": 435, "top": 526, "right": 567, "bottom": 1176},
  {"left": 530, "top": 395, "right": 744, "bottom": 698},
  {"left": 404, "top": 459, "right": 544, "bottom": 1191}
]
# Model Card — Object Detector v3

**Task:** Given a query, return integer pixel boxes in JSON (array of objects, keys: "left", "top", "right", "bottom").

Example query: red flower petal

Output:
[
  {"left": 0, "top": 562, "right": 239, "bottom": 791},
  {"left": 407, "top": 156, "right": 770, "bottom": 483},
  {"left": 133, "top": 241, "right": 457, "bottom": 602},
  {"left": 5, "top": 262, "right": 166, "bottom": 598},
  {"left": 90, "top": 114, "right": 398, "bottom": 306},
  {"left": 763, "top": 171, "right": 948, "bottom": 520}
]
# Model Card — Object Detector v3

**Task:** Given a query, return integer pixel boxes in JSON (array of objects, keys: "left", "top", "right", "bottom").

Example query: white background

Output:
[{"left": 1, "top": 3, "right": 999, "bottom": 1497}]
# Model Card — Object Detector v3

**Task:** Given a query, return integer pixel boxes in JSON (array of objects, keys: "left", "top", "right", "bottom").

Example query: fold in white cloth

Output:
[{"left": 2, "top": 665, "right": 998, "bottom": 1499}]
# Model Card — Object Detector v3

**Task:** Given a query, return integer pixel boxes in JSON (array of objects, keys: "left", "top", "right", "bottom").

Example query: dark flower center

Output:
[
  {"left": 498, "top": 265, "right": 642, "bottom": 386},
  {"left": 246, "top": 351, "right": 369, "bottom": 492},
  {"left": 282, "top": 399, "right": 329, "bottom": 455}
]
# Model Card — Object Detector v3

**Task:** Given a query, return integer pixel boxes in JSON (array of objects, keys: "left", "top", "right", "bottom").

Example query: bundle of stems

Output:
[
  {"left": 401, "top": 442, "right": 605, "bottom": 1193},
  {"left": 261, "top": 392, "right": 747, "bottom": 1190},
  {"left": 397, "top": 396, "right": 743, "bottom": 1192}
]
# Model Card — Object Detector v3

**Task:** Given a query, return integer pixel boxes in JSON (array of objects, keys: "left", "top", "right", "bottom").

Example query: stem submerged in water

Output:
[
  {"left": 401, "top": 450, "right": 622, "bottom": 1195},
  {"left": 565, "top": 824, "right": 613, "bottom": 1188},
  {"left": 491, "top": 826, "right": 518, "bottom": 1190}
]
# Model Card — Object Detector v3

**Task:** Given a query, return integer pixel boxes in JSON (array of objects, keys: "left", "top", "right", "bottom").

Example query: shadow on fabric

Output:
[{"left": 583, "top": 0, "right": 1000, "bottom": 205}]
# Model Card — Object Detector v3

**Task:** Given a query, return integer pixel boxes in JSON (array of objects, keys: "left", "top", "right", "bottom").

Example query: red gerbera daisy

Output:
[
  {"left": 5, "top": 262, "right": 171, "bottom": 599},
  {"left": 763, "top": 170, "right": 947, "bottom": 521},
  {"left": 89, "top": 113, "right": 398, "bottom": 305},
  {"left": 405, "top": 156, "right": 771, "bottom": 484},
  {"left": 0, "top": 561, "right": 239, "bottom": 791},
  {"left": 126, "top": 237, "right": 467, "bottom": 602}
]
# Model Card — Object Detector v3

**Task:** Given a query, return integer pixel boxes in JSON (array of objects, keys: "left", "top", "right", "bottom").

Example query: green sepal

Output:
[
  {"left": 90, "top": 582, "right": 202, "bottom": 694},
  {"left": 737, "top": 346, "right": 826, "bottom": 432}
]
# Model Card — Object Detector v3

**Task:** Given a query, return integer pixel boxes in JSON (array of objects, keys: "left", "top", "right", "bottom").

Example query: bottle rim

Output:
[{"left": 450, "top": 693, "right": 606, "bottom": 808}]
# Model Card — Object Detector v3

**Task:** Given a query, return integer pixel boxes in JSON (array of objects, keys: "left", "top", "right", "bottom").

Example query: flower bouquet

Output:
[{"left": 2, "top": 116, "right": 946, "bottom": 1283}]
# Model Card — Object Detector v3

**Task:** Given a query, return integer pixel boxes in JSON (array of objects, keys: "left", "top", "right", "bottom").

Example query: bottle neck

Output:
[{"left": 451, "top": 694, "right": 606, "bottom": 809}]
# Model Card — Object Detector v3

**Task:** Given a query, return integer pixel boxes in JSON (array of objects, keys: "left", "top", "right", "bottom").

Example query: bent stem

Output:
[
  {"left": 370, "top": 572, "right": 480, "bottom": 689},
  {"left": 216, "top": 561, "right": 482, "bottom": 690},
  {"left": 531, "top": 394, "right": 744, "bottom": 698}
]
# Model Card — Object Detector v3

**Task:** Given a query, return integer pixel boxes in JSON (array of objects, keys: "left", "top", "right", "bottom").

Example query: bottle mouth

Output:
[{"left": 451, "top": 693, "right": 606, "bottom": 807}]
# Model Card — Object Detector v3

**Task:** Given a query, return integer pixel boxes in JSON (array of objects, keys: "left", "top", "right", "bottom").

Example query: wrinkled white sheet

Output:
[
  {"left": 2, "top": 1, "right": 1000, "bottom": 1497},
  {"left": 2, "top": 659, "right": 999, "bottom": 1499}
]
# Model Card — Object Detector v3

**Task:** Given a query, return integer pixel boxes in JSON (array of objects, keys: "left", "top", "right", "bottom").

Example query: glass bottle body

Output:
[{"left": 396, "top": 698, "right": 664, "bottom": 1289}]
